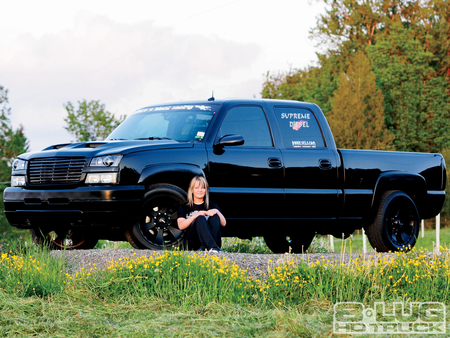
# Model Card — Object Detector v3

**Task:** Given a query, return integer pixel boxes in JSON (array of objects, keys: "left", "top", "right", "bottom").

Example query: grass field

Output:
[
  {"left": 1, "top": 216, "right": 449, "bottom": 337},
  {"left": 331, "top": 226, "right": 450, "bottom": 254},
  {"left": 0, "top": 234, "right": 449, "bottom": 337}
]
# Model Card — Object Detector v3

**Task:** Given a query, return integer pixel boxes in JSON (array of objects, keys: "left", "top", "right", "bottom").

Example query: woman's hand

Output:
[
  {"left": 205, "top": 209, "right": 219, "bottom": 216},
  {"left": 206, "top": 208, "right": 226, "bottom": 227},
  {"left": 177, "top": 210, "right": 207, "bottom": 230}
]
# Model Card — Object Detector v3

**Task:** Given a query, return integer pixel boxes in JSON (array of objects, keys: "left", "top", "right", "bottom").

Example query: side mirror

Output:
[{"left": 215, "top": 134, "right": 245, "bottom": 147}]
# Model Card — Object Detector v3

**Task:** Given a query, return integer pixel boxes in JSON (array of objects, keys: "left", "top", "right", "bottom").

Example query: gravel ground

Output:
[{"left": 53, "top": 249, "right": 395, "bottom": 279}]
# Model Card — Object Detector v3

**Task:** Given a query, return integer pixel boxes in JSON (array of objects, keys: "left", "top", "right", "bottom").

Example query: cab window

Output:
[
  {"left": 217, "top": 106, "right": 273, "bottom": 147},
  {"left": 274, "top": 107, "right": 325, "bottom": 149}
]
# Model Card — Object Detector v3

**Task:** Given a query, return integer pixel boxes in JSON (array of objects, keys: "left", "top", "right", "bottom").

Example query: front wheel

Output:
[
  {"left": 31, "top": 227, "right": 98, "bottom": 250},
  {"left": 264, "top": 228, "right": 315, "bottom": 253},
  {"left": 125, "top": 184, "right": 186, "bottom": 250},
  {"left": 365, "top": 190, "right": 419, "bottom": 252}
]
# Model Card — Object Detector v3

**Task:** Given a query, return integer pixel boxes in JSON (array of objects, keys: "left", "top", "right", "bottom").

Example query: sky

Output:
[{"left": 0, "top": 0, "right": 326, "bottom": 152}]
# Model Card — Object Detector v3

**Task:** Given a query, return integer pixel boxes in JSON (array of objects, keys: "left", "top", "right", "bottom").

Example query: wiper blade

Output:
[
  {"left": 135, "top": 137, "right": 172, "bottom": 140},
  {"left": 108, "top": 138, "right": 128, "bottom": 140}
]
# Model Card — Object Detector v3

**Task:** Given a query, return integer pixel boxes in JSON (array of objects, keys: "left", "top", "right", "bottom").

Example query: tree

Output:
[
  {"left": 430, "top": 0, "right": 450, "bottom": 80},
  {"left": 0, "top": 85, "right": 29, "bottom": 184},
  {"left": 262, "top": 53, "right": 345, "bottom": 115},
  {"left": 263, "top": 0, "right": 450, "bottom": 152},
  {"left": 64, "top": 100, "right": 126, "bottom": 142},
  {"left": 327, "top": 51, "right": 395, "bottom": 149},
  {"left": 367, "top": 23, "right": 450, "bottom": 152}
]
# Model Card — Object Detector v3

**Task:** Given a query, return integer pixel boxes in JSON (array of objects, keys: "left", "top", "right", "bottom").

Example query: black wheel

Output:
[
  {"left": 264, "top": 227, "right": 315, "bottom": 253},
  {"left": 125, "top": 184, "right": 186, "bottom": 250},
  {"left": 365, "top": 190, "right": 419, "bottom": 252},
  {"left": 31, "top": 227, "right": 98, "bottom": 250}
]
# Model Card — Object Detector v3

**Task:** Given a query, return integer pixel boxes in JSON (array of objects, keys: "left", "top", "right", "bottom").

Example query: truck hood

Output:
[{"left": 18, "top": 140, "right": 193, "bottom": 160}]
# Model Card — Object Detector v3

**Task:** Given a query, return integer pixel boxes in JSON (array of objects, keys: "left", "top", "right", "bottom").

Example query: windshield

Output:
[{"left": 106, "top": 104, "right": 220, "bottom": 142}]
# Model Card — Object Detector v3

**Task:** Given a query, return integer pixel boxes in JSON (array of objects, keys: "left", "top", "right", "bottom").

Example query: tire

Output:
[
  {"left": 125, "top": 184, "right": 186, "bottom": 250},
  {"left": 365, "top": 190, "right": 419, "bottom": 252},
  {"left": 264, "top": 227, "right": 315, "bottom": 254},
  {"left": 31, "top": 227, "right": 98, "bottom": 250}
]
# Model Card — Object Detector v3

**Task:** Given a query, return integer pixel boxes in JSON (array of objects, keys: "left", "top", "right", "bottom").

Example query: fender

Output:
[
  {"left": 372, "top": 172, "right": 427, "bottom": 217},
  {"left": 138, "top": 163, "right": 205, "bottom": 192}
]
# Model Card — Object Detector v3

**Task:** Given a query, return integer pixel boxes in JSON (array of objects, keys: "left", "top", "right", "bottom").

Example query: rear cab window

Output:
[{"left": 273, "top": 106, "right": 326, "bottom": 149}]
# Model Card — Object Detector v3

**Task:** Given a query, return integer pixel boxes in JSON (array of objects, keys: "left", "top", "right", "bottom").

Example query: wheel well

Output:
[
  {"left": 145, "top": 172, "right": 194, "bottom": 192},
  {"left": 138, "top": 164, "right": 205, "bottom": 192},
  {"left": 372, "top": 175, "right": 427, "bottom": 219}
]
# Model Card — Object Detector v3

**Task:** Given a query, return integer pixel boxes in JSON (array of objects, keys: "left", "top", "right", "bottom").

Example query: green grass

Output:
[
  {"left": 95, "top": 240, "right": 133, "bottom": 249},
  {"left": 0, "top": 292, "right": 334, "bottom": 337},
  {"left": 1, "top": 242, "right": 449, "bottom": 337},
  {"left": 331, "top": 226, "right": 450, "bottom": 254},
  {"left": 0, "top": 216, "right": 31, "bottom": 246}
]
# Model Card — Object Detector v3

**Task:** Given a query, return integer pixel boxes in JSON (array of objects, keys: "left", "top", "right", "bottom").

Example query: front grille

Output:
[{"left": 28, "top": 157, "right": 87, "bottom": 185}]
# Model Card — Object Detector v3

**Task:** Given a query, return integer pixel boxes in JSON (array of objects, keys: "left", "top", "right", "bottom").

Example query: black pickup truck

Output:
[{"left": 4, "top": 99, "right": 446, "bottom": 252}]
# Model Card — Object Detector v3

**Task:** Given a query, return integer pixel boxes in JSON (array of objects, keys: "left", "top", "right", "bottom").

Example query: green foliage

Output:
[
  {"left": 422, "top": 0, "right": 450, "bottom": 77},
  {"left": 367, "top": 23, "right": 450, "bottom": 152},
  {"left": 222, "top": 237, "right": 272, "bottom": 254},
  {"left": 0, "top": 295, "right": 329, "bottom": 337},
  {"left": 0, "top": 244, "right": 68, "bottom": 297},
  {"left": 76, "top": 251, "right": 258, "bottom": 307},
  {"left": 0, "top": 85, "right": 29, "bottom": 184},
  {"left": 263, "top": 0, "right": 450, "bottom": 155},
  {"left": 94, "top": 240, "right": 133, "bottom": 249},
  {"left": 0, "top": 85, "right": 29, "bottom": 235},
  {"left": 267, "top": 247, "right": 450, "bottom": 306},
  {"left": 262, "top": 53, "right": 344, "bottom": 115},
  {"left": 327, "top": 51, "right": 395, "bottom": 150},
  {"left": 64, "top": 100, "right": 126, "bottom": 142}
]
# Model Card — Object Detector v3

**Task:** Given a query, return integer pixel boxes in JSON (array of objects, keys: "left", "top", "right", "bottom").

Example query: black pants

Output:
[{"left": 183, "top": 214, "right": 221, "bottom": 251}]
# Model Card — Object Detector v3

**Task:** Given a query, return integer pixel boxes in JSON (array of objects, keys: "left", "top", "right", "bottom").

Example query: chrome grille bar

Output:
[{"left": 28, "top": 157, "right": 86, "bottom": 185}]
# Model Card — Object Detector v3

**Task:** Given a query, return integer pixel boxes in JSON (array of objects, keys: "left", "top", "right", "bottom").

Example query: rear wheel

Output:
[
  {"left": 31, "top": 227, "right": 98, "bottom": 250},
  {"left": 264, "top": 227, "right": 315, "bottom": 253},
  {"left": 125, "top": 184, "right": 186, "bottom": 250},
  {"left": 365, "top": 190, "right": 419, "bottom": 252}
]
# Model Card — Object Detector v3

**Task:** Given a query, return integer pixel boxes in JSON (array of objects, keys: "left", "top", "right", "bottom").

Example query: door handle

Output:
[
  {"left": 268, "top": 157, "right": 282, "bottom": 168},
  {"left": 319, "top": 159, "right": 332, "bottom": 170}
]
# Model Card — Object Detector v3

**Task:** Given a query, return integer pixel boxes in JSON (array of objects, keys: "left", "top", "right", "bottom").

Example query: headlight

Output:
[
  {"left": 85, "top": 173, "right": 118, "bottom": 184},
  {"left": 11, "top": 176, "right": 26, "bottom": 187},
  {"left": 12, "top": 159, "right": 27, "bottom": 171},
  {"left": 89, "top": 155, "right": 122, "bottom": 167}
]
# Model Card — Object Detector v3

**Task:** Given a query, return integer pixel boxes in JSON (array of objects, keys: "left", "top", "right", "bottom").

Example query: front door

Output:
[{"left": 206, "top": 105, "right": 284, "bottom": 219}]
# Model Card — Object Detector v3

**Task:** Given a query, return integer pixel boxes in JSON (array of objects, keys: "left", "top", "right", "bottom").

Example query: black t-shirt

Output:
[{"left": 177, "top": 202, "right": 220, "bottom": 221}]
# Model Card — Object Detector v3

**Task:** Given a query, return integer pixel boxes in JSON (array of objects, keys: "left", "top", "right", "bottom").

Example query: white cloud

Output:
[
  {"left": 0, "top": 0, "right": 325, "bottom": 151},
  {"left": 1, "top": 11, "right": 262, "bottom": 150}
]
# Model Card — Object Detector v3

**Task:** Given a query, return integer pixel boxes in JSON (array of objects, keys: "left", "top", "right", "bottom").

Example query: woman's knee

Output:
[
  {"left": 208, "top": 214, "right": 220, "bottom": 226},
  {"left": 193, "top": 216, "right": 208, "bottom": 227}
]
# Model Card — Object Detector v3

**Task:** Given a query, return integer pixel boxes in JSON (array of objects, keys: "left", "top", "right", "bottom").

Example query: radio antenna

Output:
[{"left": 208, "top": 91, "right": 215, "bottom": 101}]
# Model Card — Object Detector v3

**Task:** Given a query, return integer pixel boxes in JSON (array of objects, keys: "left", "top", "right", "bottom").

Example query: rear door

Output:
[
  {"left": 273, "top": 105, "right": 341, "bottom": 219},
  {"left": 206, "top": 104, "right": 284, "bottom": 219}
]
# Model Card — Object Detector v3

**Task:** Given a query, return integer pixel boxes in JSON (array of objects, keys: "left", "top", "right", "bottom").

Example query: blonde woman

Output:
[{"left": 177, "top": 176, "right": 226, "bottom": 252}]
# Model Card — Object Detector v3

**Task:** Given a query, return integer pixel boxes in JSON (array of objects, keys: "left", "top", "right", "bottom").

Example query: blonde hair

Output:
[{"left": 187, "top": 176, "right": 209, "bottom": 209}]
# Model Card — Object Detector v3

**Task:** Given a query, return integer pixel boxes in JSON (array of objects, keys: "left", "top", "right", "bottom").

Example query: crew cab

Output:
[{"left": 4, "top": 98, "right": 446, "bottom": 252}]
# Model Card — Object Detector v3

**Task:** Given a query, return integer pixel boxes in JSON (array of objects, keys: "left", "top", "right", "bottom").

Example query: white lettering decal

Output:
[
  {"left": 292, "top": 141, "right": 316, "bottom": 148},
  {"left": 281, "top": 112, "right": 310, "bottom": 119},
  {"left": 289, "top": 120, "right": 309, "bottom": 129}
]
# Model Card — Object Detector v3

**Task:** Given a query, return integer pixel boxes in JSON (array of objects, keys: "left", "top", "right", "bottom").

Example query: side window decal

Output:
[{"left": 274, "top": 107, "right": 326, "bottom": 149}]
